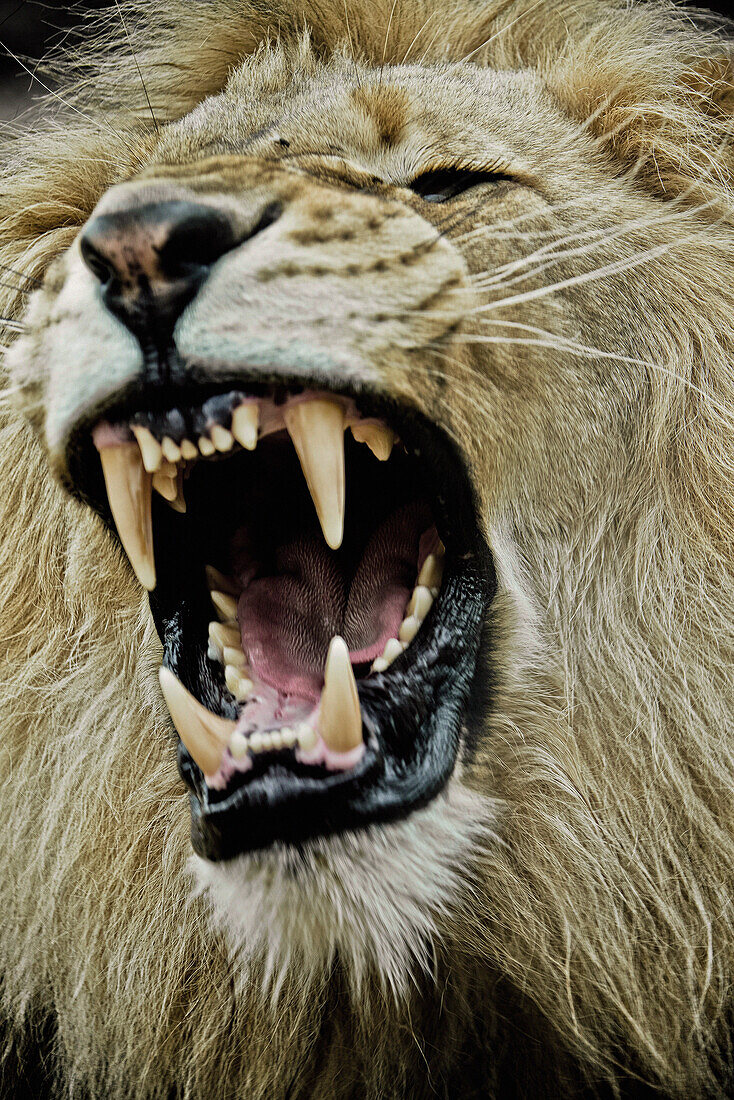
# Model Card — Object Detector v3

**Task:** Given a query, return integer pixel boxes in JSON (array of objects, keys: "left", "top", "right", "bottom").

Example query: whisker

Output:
[
  {"left": 0, "top": 262, "right": 40, "bottom": 288},
  {"left": 379, "top": 0, "right": 399, "bottom": 77},
  {"left": 457, "top": 0, "right": 549, "bottom": 64},
  {"left": 400, "top": 13, "right": 436, "bottom": 64},
  {"left": 113, "top": 0, "right": 159, "bottom": 132},
  {"left": 341, "top": 0, "right": 364, "bottom": 89},
  {"left": 470, "top": 199, "right": 717, "bottom": 291},
  {"left": 0, "top": 318, "right": 26, "bottom": 333},
  {"left": 473, "top": 240, "right": 689, "bottom": 315},
  {"left": 0, "top": 42, "right": 138, "bottom": 151},
  {"left": 422, "top": 328, "right": 734, "bottom": 428}
]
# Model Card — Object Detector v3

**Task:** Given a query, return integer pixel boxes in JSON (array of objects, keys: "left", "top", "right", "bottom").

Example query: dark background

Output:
[{"left": 0, "top": 0, "right": 732, "bottom": 123}]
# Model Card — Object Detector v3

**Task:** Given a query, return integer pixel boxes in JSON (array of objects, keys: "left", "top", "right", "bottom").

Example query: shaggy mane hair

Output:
[{"left": 1, "top": 2, "right": 733, "bottom": 1097}]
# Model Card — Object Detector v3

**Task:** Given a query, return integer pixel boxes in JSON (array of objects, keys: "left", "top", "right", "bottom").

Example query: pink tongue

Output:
[{"left": 237, "top": 504, "right": 426, "bottom": 702}]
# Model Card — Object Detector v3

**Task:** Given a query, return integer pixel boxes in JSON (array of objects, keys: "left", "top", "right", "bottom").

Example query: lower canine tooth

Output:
[
  {"left": 319, "top": 635, "right": 363, "bottom": 753},
  {"left": 98, "top": 442, "right": 156, "bottom": 590},
  {"left": 351, "top": 421, "right": 394, "bottom": 461},
  {"left": 407, "top": 585, "right": 433, "bottom": 620},
  {"left": 158, "top": 666, "right": 234, "bottom": 775},
  {"left": 284, "top": 398, "right": 346, "bottom": 550},
  {"left": 232, "top": 403, "right": 259, "bottom": 450}
]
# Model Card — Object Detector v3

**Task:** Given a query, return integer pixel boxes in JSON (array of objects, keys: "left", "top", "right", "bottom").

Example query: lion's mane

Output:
[{"left": 1, "top": 2, "right": 733, "bottom": 1097}]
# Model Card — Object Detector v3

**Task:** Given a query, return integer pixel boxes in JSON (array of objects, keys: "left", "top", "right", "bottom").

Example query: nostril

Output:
[
  {"left": 155, "top": 204, "right": 237, "bottom": 279},
  {"left": 80, "top": 235, "right": 116, "bottom": 286}
]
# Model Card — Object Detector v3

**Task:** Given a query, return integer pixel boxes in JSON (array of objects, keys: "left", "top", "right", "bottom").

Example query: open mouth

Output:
[{"left": 72, "top": 379, "right": 494, "bottom": 860}]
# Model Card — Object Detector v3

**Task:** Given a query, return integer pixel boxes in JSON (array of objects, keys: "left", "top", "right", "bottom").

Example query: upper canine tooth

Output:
[
  {"left": 131, "top": 426, "right": 163, "bottom": 473},
  {"left": 319, "top": 635, "right": 363, "bottom": 753},
  {"left": 284, "top": 398, "right": 345, "bottom": 550},
  {"left": 350, "top": 421, "right": 394, "bottom": 462},
  {"left": 98, "top": 442, "right": 156, "bottom": 590},
  {"left": 158, "top": 666, "right": 234, "bottom": 776},
  {"left": 232, "top": 403, "right": 259, "bottom": 450},
  {"left": 211, "top": 424, "right": 234, "bottom": 452}
]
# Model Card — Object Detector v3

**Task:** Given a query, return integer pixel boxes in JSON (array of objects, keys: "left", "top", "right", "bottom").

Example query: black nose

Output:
[{"left": 80, "top": 200, "right": 239, "bottom": 350}]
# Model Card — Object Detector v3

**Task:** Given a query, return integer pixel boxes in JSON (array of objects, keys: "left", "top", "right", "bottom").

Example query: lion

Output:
[{"left": 1, "top": 0, "right": 733, "bottom": 1096}]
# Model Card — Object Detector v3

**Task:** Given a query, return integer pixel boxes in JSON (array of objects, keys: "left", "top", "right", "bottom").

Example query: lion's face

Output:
[
  {"left": 4, "top": 4, "right": 734, "bottom": 1095},
  {"left": 7, "top": 48, "right": 678, "bottom": 866}
]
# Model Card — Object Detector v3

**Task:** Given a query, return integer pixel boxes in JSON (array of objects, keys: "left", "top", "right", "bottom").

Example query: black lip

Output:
[{"left": 67, "top": 367, "right": 496, "bottom": 861}]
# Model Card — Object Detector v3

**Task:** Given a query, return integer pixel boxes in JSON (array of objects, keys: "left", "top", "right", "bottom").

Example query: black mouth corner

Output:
[{"left": 70, "top": 371, "right": 495, "bottom": 861}]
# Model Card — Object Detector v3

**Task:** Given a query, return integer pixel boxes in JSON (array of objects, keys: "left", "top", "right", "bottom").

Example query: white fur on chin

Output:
[{"left": 190, "top": 777, "right": 499, "bottom": 1002}]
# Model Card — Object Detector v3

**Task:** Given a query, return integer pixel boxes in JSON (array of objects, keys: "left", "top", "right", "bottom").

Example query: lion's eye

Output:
[{"left": 408, "top": 167, "right": 505, "bottom": 203}]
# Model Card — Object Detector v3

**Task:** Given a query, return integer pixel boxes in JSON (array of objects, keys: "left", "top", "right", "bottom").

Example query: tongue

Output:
[{"left": 236, "top": 503, "right": 429, "bottom": 702}]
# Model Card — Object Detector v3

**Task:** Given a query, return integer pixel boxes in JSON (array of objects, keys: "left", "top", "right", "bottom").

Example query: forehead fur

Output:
[{"left": 58, "top": 0, "right": 734, "bottom": 200}]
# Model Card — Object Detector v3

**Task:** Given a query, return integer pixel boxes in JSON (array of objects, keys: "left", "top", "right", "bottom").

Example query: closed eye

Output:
[{"left": 408, "top": 166, "right": 511, "bottom": 203}]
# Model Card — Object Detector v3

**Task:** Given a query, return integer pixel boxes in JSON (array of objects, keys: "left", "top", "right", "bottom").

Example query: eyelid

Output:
[{"left": 405, "top": 158, "right": 513, "bottom": 185}]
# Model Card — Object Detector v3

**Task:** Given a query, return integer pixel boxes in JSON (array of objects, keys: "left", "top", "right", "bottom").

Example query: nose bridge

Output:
[{"left": 78, "top": 156, "right": 418, "bottom": 369}]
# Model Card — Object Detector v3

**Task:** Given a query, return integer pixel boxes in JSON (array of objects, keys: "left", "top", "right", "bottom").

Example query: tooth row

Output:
[
  {"left": 132, "top": 400, "right": 396, "bottom": 540},
  {"left": 159, "top": 634, "right": 361, "bottom": 778},
  {"left": 96, "top": 395, "right": 412, "bottom": 597},
  {"left": 229, "top": 723, "right": 317, "bottom": 759},
  {"left": 371, "top": 549, "right": 445, "bottom": 673},
  {"left": 206, "top": 576, "right": 252, "bottom": 699},
  {"left": 132, "top": 408, "right": 259, "bottom": 475}
]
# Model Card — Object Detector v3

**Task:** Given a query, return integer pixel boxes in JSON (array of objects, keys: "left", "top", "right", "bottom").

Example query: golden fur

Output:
[{"left": 1, "top": 1, "right": 734, "bottom": 1096}]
